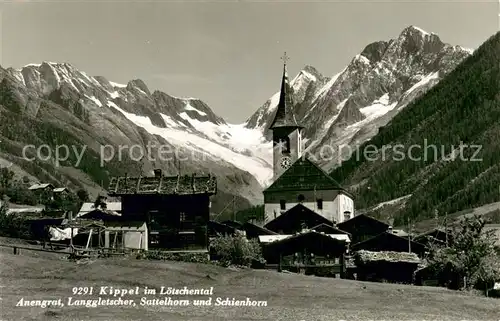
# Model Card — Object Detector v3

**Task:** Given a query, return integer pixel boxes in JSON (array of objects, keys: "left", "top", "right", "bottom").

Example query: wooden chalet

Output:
[
  {"left": 413, "top": 227, "right": 452, "bottom": 248},
  {"left": 107, "top": 169, "right": 217, "bottom": 250},
  {"left": 28, "top": 183, "right": 54, "bottom": 192},
  {"left": 264, "top": 203, "right": 335, "bottom": 234},
  {"left": 52, "top": 187, "right": 69, "bottom": 200},
  {"left": 336, "top": 214, "right": 389, "bottom": 244},
  {"left": 351, "top": 231, "right": 427, "bottom": 257},
  {"left": 263, "top": 230, "right": 348, "bottom": 277},
  {"left": 28, "top": 183, "right": 55, "bottom": 204},
  {"left": 354, "top": 250, "right": 421, "bottom": 284},
  {"left": 311, "top": 223, "right": 350, "bottom": 236},
  {"left": 221, "top": 220, "right": 244, "bottom": 230},
  {"left": 207, "top": 220, "right": 238, "bottom": 237},
  {"left": 241, "top": 222, "right": 277, "bottom": 239},
  {"left": 104, "top": 221, "right": 148, "bottom": 251},
  {"left": 79, "top": 208, "right": 122, "bottom": 222},
  {"left": 77, "top": 201, "right": 122, "bottom": 218}
]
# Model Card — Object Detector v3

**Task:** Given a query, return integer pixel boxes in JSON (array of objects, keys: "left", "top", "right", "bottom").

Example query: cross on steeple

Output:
[{"left": 281, "top": 52, "right": 290, "bottom": 65}]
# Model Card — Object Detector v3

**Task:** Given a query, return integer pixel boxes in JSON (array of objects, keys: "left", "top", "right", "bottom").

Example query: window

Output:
[
  {"left": 282, "top": 137, "right": 290, "bottom": 153},
  {"left": 280, "top": 200, "right": 286, "bottom": 210},
  {"left": 343, "top": 211, "right": 351, "bottom": 222},
  {"left": 275, "top": 137, "right": 290, "bottom": 154},
  {"left": 180, "top": 212, "right": 186, "bottom": 221},
  {"left": 297, "top": 194, "right": 305, "bottom": 202},
  {"left": 316, "top": 199, "right": 323, "bottom": 210}
]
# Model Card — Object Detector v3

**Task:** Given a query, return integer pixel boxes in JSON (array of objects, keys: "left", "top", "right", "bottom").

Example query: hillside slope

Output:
[
  {"left": 330, "top": 31, "right": 500, "bottom": 225},
  {"left": 0, "top": 64, "right": 260, "bottom": 213},
  {"left": 0, "top": 246, "right": 498, "bottom": 320}
]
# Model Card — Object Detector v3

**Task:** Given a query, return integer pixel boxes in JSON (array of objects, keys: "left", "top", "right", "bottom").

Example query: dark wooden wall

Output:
[{"left": 120, "top": 194, "right": 211, "bottom": 249}]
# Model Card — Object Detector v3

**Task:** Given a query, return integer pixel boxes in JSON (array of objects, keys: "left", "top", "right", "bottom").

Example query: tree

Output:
[
  {"left": 426, "top": 214, "right": 500, "bottom": 290},
  {"left": 0, "top": 168, "right": 14, "bottom": 189},
  {"left": 0, "top": 198, "right": 32, "bottom": 239},
  {"left": 94, "top": 195, "right": 107, "bottom": 209},
  {"left": 76, "top": 189, "right": 89, "bottom": 203},
  {"left": 209, "top": 231, "right": 264, "bottom": 267}
]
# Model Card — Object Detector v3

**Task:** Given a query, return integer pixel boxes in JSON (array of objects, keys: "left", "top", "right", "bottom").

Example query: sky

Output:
[{"left": 0, "top": 0, "right": 498, "bottom": 124}]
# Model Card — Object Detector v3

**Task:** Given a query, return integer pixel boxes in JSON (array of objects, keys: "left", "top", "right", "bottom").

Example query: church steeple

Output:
[
  {"left": 269, "top": 52, "right": 304, "bottom": 182},
  {"left": 268, "top": 52, "right": 303, "bottom": 130}
]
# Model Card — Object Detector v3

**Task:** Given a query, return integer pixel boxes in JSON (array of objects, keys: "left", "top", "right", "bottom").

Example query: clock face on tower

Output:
[{"left": 280, "top": 156, "right": 292, "bottom": 169}]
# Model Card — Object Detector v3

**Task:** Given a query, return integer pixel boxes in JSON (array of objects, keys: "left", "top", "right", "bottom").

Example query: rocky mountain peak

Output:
[
  {"left": 394, "top": 25, "right": 445, "bottom": 55},
  {"left": 126, "top": 79, "right": 151, "bottom": 95},
  {"left": 360, "top": 41, "right": 389, "bottom": 63},
  {"left": 301, "top": 65, "right": 324, "bottom": 79}
]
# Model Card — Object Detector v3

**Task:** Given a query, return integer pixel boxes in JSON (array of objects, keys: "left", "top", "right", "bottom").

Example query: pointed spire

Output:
[{"left": 269, "top": 52, "right": 302, "bottom": 130}]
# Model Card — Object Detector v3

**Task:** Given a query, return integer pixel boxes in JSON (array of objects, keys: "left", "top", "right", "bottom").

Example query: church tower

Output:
[{"left": 268, "top": 52, "right": 304, "bottom": 181}]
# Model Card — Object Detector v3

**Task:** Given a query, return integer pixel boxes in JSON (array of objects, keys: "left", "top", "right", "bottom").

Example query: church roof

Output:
[
  {"left": 107, "top": 174, "right": 217, "bottom": 196},
  {"left": 264, "top": 203, "right": 334, "bottom": 232},
  {"left": 263, "top": 157, "right": 345, "bottom": 193},
  {"left": 268, "top": 56, "right": 302, "bottom": 130}
]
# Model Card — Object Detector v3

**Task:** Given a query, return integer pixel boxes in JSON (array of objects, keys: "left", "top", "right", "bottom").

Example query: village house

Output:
[
  {"left": 77, "top": 201, "right": 122, "bottom": 218},
  {"left": 207, "top": 220, "right": 238, "bottom": 238},
  {"left": 350, "top": 231, "right": 427, "bottom": 257},
  {"left": 107, "top": 169, "right": 216, "bottom": 250},
  {"left": 263, "top": 54, "right": 354, "bottom": 224},
  {"left": 336, "top": 213, "right": 390, "bottom": 244},
  {"left": 413, "top": 227, "right": 453, "bottom": 248},
  {"left": 28, "top": 183, "right": 54, "bottom": 203},
  {"left": 264, "top": 203, "right": 344, "bottom": 235},
  {"left": 262, "top": 230, "right": 350, "bottom": 277},
  {"left": 240, "top": 221, "right": 277, "bottom": 239},
  {"left": 52, "top": 187, "right": 69, "bottom": 196},
  {"left": 28, "top": 183, "right": 54, "bottom": 192},
  {"left": 103, "top": 220, "right": 148, "bottom": 251}
]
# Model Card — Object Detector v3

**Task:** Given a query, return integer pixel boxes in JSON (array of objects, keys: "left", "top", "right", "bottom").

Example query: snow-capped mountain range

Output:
[
  {"left": 0, "top": 25, "right": 472, "bottom": 208},
  {"left": 246, "top": 25, "right": 472, "bottom": 171}
]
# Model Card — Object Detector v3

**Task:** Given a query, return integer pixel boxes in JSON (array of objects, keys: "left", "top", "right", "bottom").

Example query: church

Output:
[{"left": 263, "top": 53, "right": 355, "bottom": 225}]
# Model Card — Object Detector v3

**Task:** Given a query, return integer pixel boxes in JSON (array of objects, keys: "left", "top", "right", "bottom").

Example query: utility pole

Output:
[
  {"left": 232, "top": 196, "right": 236, "bottom": 221},
  {"left": 407, "top": 216, "right": 412, "bottom": 253},
  {"left": 445, "top": 211, "right": 449, "bottom": 247}
]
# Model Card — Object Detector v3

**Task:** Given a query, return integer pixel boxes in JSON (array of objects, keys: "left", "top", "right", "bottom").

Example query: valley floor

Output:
[{"left": 0, "top": 241, "right": 498, "bottom": 321}]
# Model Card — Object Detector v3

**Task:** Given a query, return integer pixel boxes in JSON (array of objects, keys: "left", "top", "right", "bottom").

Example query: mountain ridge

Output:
[
  {"left": 245, "top": 25, "right": 472, "bottom": 173},
  {"left": 330, "top": 31, "right": 500, "bottom": 225},
  {"left": 0, "top": 25, "right": 476, "bottom": 222}
]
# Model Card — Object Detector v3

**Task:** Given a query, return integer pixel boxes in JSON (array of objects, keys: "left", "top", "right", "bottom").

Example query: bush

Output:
[
  {"left": 0, "top": 201, "right": 32, "bottom": 239},
  {"left": 209, "top": 232, "right": 265, "bottom": 267},
  {"left": 426, "top": 214, "right": 500, "bottom": 291},
  {"left": 142, "top": 251, "right": 210, "bottom": 263}
]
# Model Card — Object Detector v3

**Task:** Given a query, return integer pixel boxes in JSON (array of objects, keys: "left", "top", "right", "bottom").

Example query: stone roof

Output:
[
  {"left": 263, "top": 157, "right": 345, "bottom": 193},
  {"left": 107, "top": 174, "right": 217, "bottom": 195},
  {"left": 355, "top": 250, "right": 421, "bottom": 264}
]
